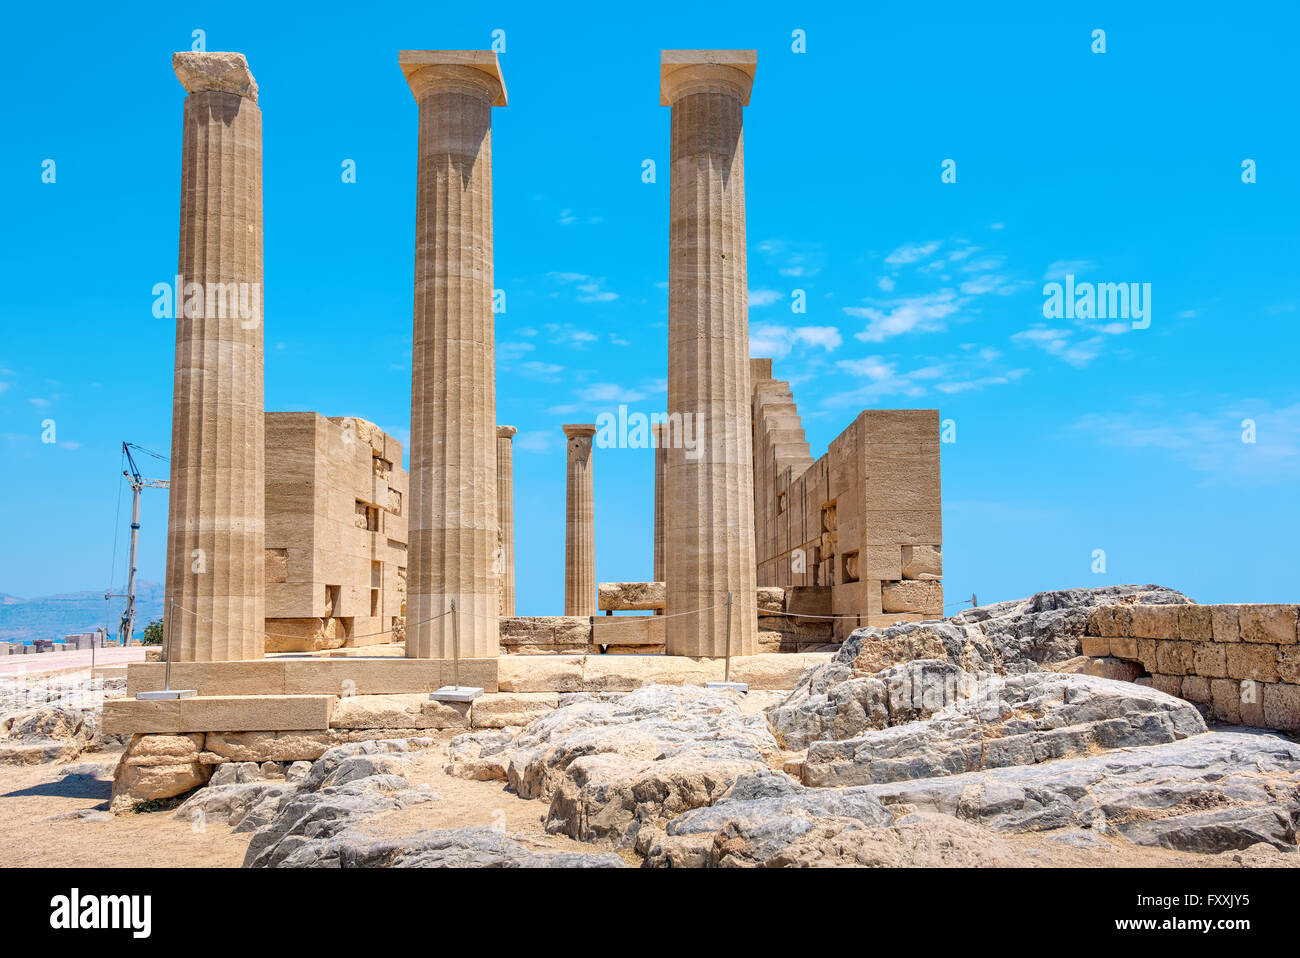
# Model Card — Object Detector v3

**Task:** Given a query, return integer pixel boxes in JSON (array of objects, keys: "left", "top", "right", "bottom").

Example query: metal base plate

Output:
[
  {"left": 136, "top": 689, "right": 198, "bottom": 700},
  {"left": 430, "top": 686, "right": 483, "bottom": 703},
  {"left": 706, "top": 681, "right": 750, "bottom": 694}
]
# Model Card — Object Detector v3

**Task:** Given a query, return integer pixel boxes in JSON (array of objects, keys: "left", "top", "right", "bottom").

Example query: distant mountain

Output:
[{"left": 0, "top": 581, "right": 164, "bottom": 641}]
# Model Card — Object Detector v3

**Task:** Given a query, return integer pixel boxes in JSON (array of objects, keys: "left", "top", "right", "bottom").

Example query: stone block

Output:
[
  {"left": 103, "top": 698, "right": 183, "bottom": 735},
  {"left": 755, "top": 587, "right": 785, "bottom": 614},
  {"left": 1176, "top": 605, "right": 1214, "bottom": 642},
  {"left": 900, "top": 545, "right": 942, "bottom": 579},
  {"left": 1211, "top": 605, "right": 1241, "bottom": 642},
  {"left": 1073, "top": 657, "right": 1144, "bottom": 683},
  {"left": 1109, "top": 635, "right": 1138, "bottom": 660},
  {"left": 121, "top": 733, "right": 206, "bottom": 767},
  {"left": 1088, "top": 605, "right": 1131, "bottom": 638},
  {"left": 1155, "top": 641, "right": 1197, "bottom": 676},
  {"left": 593, "top": 616, "right": 665, "bottom": 647},
  {"left": 1225, "top": 644, "right": 1278, "bottom": 684},
  {"left": 201, "top": 730, "right": 332, "bottom": 763},
  {"left": 1261, "top": 682, "right": 1300, "bottom": 732},
  {"left": 863, "top": 546, "right": 902, "bottom": 581},
  {"left": 1149, "top": 674, "right": 1183, "bottom": 697},
  {"left": 1278, "top": 646, "right": 1300, "bottom": 685},
  {"left": 1192, "top": 643, "right": 1228, "bottom": 679},
  {"left": 498, "top": 655, "right": 585, "bottom": 693},
  {"left": 1180, "top": 675, "right": 1212, "bottom": 705},
  {"left": 1081, "top": 635, "right": 1110, "bottom": 657},
  {"left": 880, "top": 580, "right": 943, "bottom": 615},
  {"left": 1129, "top": 605, "right": 1181, "bottom": 639},
  {"left": 1210, "top": 679, "right": 1242, "bottom": 724},
  {"left": 597, "top": 581, "right": 664, "bottom": 612},
  {"left": 1135, "top": 639, "right": 1159, "bottom": 673},
  {"left": 469, "top": 692, "right": 561, "bottom": 728},
  {"left": 1238, "top": 605, "right": 1299, "bottom": 645},
  {"left": 330, "top": 693, "right": 469, "bottom": 730},
  {"left": 786, "top": 585, "right": 832, "bottom": 619},
  {"left": 1240, "top": 681, "right": 1266, "bottom": 727}
]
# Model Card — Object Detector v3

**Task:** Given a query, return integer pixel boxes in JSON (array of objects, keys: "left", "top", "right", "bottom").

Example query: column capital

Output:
[
  {"left": 563, "top": 423, "right": 597, "bottom": 440},
  {"left": 660, "top": 50, "right": 755, "bottom": 106},
  {"left": 173, "top": 52, "right": 258, "bottom": 102},
  {"left": 496, "top": 425, "right": 518, "bottom": 440},
  {"left": 399, "top": 50, "right": 507, "bottom": 106}
]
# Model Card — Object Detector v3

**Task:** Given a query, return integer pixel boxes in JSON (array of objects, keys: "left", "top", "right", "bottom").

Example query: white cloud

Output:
[
  {"left": 884, "top": 241, "right": 940, "bottom": 266},
  {"left": 749, "top": 288, "right": 783, "bottom": 307},
  {"left": 846, "top": 290, "right": 963, "bottom": 342},
  {"left": 1043, "top": 259, "right": 1097, "bottom": 280},
  {"left": 877, "top": 276, "right": 895, "bottom": 292},
  {"left": 750, "top": 324, "right": 842, "bottom": 359},
  {"left": 578, "top": 383, "right": 646, "bottom": 403},
  {"left": 1073, "top": 403, "right": 1300, "bottom": 484}
]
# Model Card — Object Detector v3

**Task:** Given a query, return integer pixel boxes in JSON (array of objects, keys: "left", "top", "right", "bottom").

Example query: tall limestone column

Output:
[
  {"left": 652, "top": 421, "right": 666, "bottom": 582},
  {"left": 164, "top": 52, "right": 265, "bottom": 662},
  {"left": 496, "top": 425, "right": 517, "bottom": 616},
  {"left": 563, "top": 425, "right": 597, "bottom": 617},
  {"left": 400, "top": 51, "right": 506, "bottom": 659},
  {"left": 661, "top": 50, "right": 758, "bottom": 657}
]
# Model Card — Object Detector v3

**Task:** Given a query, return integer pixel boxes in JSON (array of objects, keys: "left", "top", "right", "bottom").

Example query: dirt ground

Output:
[{"left": 0, "top": 736, "right": 1294, "bottom": 868}]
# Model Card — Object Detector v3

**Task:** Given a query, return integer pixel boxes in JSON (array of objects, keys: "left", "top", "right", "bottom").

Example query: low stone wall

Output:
[
  {"left": 1084, "top": 603, "right": 1299, "bottom": 732},
  {"left": 504, "top": 583, "right": 841, "bottom": 655}
]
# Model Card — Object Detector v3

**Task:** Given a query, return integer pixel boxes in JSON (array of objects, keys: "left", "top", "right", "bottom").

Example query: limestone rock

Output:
[
  {"left": 329, "top": 694, "right": 469, "bottom": 730},
  {"left": 756, "top": 587, "right": 785, "bottom": 614},
  {"left": 172, "top": 51, "right": 258, "bottom": 101},
  {"left": 336, "top": 827, "right": 627, "bottom": 868},
  {"left": 856, "top": 730, "right": 1300, "bottom": 854},
  {"left": 470, "top": 692, "right": 560, "bottom": 729},
  {"left": 598, "top": 581, "right": 665, "bottom": 611},
  {"left": 802, "top": 672, "right": 1205, "bottom": 787},
  {"left": 901, "top": 545, "right": 943, "bottom": 580},
  {"left": 449, "top": 685, "right": 779, "bottom": 847},
  {"left": 200, "top": 730, "right": 331, "bottom": 763}
]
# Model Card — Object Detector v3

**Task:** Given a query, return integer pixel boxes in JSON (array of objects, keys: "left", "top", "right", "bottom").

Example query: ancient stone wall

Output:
[
  {"left": 750, "top": 358, "right": 943, "bottom": 639},
  {"left": 264, "top": 413, "right": 409, "bottom": 652},
  {"left": 1084, "top": 603, "right": 1300, "bottom": 731}
]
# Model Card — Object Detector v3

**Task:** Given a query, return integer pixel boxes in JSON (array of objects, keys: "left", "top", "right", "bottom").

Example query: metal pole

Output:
[
  {"left": 164, "top": 599, "right": 174, "bottom": 692},
  {"left": 123, "top": 482, "right": 141, "bottom": 644},
  {"left": 724, "top": 591, "right": 733, "bottom": 683},
  {"left": 451, "top": 598, "right": 461, "bottom": 690}
]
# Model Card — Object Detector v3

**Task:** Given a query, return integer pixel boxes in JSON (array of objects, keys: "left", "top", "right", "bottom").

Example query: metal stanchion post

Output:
[
  {"left": 137, "top": 598, "right": 196, "bottom": 700},
  {"left": 431, "top": 596, "right": 482, "bottom": 703},
  {"left": 707, "top": 590, "right": 748, "bottom": 694}
]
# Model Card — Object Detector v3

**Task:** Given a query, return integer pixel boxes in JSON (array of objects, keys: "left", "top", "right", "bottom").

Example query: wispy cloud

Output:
[
  {"left": 750, "top": 324, "right": 842, "bottom": 359},
  {"left": 884, "top": 241, "right": 941, "bottom": 266},
  {"left": 1072, "top": 402, "right": 1300, "bottom": 485},
  {"left": 846, "top": 290, "right": 964, "bottom": 342}
]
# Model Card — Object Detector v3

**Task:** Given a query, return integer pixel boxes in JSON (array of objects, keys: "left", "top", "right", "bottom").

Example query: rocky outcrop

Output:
[
  {"left": 0, "top": 674, "right": 127, "bottom": 765},
  {"left": 243, "top": 739, "right": 438, "bottom": 867},
  {"left": 858, "top": 730, "right": 1300, "bottom": 853},
  {"left": 111, "top": 733, "right": 211, "bottom": 812},
  {"left": 837, "top": 585, "right": 1192, "bottom": 679},
  {"left": 448, "top": 685, "right": 780, "bottom": 846},
  {"left": 335, "top": 827, "right": 626, "bottom": 868},
  {"left": 802, "top": 671, "right": 1206, "bottom": 786}
]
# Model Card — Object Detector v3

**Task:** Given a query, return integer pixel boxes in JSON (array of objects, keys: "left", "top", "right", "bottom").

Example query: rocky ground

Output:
[{"left": 1, "top": 585, "right": 1297, "bottom": 867}]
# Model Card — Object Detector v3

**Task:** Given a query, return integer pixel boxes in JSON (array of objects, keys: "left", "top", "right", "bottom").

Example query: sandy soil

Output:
[{"left": 0, "top": 735, "right": 1294, "bottom": 868}]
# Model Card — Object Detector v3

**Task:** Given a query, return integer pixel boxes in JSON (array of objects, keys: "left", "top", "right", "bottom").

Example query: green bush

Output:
[{"left": 141, "top": 619, "right": 163, "bottom": 646}]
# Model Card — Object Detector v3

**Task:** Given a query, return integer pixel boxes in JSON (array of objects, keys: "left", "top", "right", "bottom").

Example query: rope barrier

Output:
[{"left": 167, "top": 601, "right": 449, "bottom": 640}]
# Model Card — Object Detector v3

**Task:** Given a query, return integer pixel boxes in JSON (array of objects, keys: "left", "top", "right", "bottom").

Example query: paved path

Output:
[{"left": 0, "top": 647, "right": 146, "bottom": 678}]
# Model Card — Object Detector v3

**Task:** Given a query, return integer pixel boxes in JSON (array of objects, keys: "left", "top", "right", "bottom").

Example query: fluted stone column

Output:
[
  {"left": 661, "top": 50, "right": 758, "bottom": 657},
  {"left": 400, "top": 51, "right": 506, "bottom": 659},
  {"left": 563, "top": 425, "right": 597, "bottom": 617},
  {"left": 163, "top": 52, "right": 265, "bottom": 662},
  {"left": 652, "top": 421, "right": 666, "bottom": 583},
  {"left": 496, "top": 425, "right": 517, "bottom": 616}
]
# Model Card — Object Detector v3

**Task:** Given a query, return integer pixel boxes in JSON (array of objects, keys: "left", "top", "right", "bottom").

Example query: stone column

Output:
[
  {"left": 563, "top": 425, "right": 597, "bottom": 617},
  {"left": 496, "top": 425, "right": 517, "bottom": 616},
  {"left": 164, "top": 52, "right": 265, "bottom": 662},
  {"left": 661, "top": 50, "right": 759, "bottom": 657},
  {"left": 400, "top": 51, "right": 506, "bottom": 659},
  {"left": 652, "top": 421, "right": 666, "bottom": 583}
]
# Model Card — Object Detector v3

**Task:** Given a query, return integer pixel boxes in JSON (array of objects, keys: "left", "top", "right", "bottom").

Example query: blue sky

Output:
[{"left": 1, "top": 1, "right": 1297, "bottom": 616}]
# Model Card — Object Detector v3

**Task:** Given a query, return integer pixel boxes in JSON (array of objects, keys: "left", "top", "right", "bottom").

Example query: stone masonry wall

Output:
[{"left": 1084, "top": 603, "right": 1300, "bottom": 732}]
